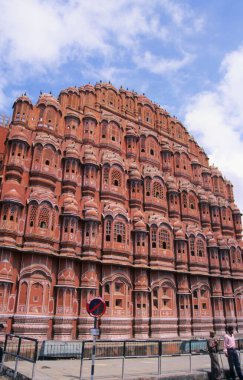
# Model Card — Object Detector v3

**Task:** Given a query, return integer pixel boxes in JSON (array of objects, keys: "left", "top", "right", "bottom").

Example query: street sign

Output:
[{"left": 86, "top": 297, "right": 106, "bottom": 318}]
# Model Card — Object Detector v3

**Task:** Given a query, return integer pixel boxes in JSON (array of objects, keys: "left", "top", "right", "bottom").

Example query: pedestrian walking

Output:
[
  {"left": 0, "top": 323, "right": 4, "bottom": 364},
  {"left": 207, "top": 330, "right": 221, "bottom": 380},
  {"left": 224, "top": 325, "right": 243, "bottom": 380}
]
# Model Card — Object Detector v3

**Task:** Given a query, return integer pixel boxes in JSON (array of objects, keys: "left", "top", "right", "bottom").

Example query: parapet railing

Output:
[
  {"left": 0, "top": 334, "right": 38, "bottom": 380},
  {"left": 0, "top": 114, "right": 10, "bottom": 128}
]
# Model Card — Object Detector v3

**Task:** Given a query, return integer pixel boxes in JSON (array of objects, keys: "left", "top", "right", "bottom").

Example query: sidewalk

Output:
[{"left": 2, "top": 353, "right": 230, "bottom": 380}]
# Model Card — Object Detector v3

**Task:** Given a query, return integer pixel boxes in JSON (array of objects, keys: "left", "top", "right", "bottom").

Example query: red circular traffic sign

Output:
[{"left": 86, "top": 297, "right": 106, "bottom": 318}]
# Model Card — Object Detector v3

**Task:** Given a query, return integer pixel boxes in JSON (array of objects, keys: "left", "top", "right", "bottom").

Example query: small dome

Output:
[
  {"left": 133, "top": 210, "right": 144, "bottom": 222},
  {"left": 83, "top": 148, "right": 98, "bottom": 165},
  {"left": 83, "top": 112, "right": 97, "bottom": 121},
  {"left": 208, "top": 194, "right": 218, "bottom": 206},
  {"left": 9, "top": 128, "right": 30, "bottom": 145},
  {"left": 191, "top": 158, "right": 200, "bottom": 166},
  {"left": 13, "top": 94, "right": 33, "bottom": 108},
  {"left": 84, "top": 198, "right": 98, "bottom": 210},
  {"left": 166, "top": 176, "right": 177, "bottom": 191},
  {"left": 37, "top": 93, "right": 61, "bottom": 112},
  {"left": 66, "top": 86, "right": 79, "bottom": 95},
  {"left": 63, "top": 196, "right": 79, "bottom": 215},
  {"left": 134, "top": 219, "right": 147, "bottom": 231},
  {"left": 227, "top": 238, "right": 236, "bottom": 246},
  {"left": 84, "top": 198, "right": 99, "bottom": 220},
  {"left": 129, "top": 162, "right": 140, "bottom": 179},
  {"left": 208, "top": 237, "right": 217, "bottom": 247},
  {"left": 173, "top": 220, "right": 183, "bottom": 229},
  {"left": 161, "top": 141, "right": 172, "bottom": 152},
  {"left": 65, "top": 143, "right": 79, "bottom": 159},
  {"left": 231, "top": 204, "right": 241, "bottom": 214},
  {"left": 3, "top": 188, "right": 24, "bottom": 205},
  {"left": 82, "top": 83, "right": 95, "bottom": 93},
  {"left": 137, "top": 94, "right": 154, "bottom": 108},
  {"left": 85, "top": 208, "right": 99, "bottom": 220},
  {"left": 175, "top": 229, "right": 185, "bottom": 239}
]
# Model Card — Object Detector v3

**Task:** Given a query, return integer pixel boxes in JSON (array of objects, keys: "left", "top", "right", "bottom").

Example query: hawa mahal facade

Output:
[{"left": 0, "top": 82, "right": 242, "bottom": 341}]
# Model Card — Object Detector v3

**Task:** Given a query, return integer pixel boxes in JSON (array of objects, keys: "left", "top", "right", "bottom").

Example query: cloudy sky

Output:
[{"left": 0, "top": 0, "right": 243, "bottom": 212}]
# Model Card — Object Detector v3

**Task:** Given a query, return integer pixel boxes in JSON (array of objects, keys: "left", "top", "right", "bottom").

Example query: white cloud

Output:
[
  {"left": 134, "top": 50, "right": 195, "bottom": 74},
  {"left": 0, "top": 0, "right": 203, "bottom": 110},
  {"left": 184, "top": 45, "right": 243, "bottom": 213}
]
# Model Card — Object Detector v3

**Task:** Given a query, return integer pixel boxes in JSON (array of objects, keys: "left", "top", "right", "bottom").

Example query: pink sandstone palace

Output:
[{"left": 0, "top": 82, "right": 242, "bottom": 341}]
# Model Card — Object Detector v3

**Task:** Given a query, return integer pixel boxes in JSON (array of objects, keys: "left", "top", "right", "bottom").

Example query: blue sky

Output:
[{"left": 1, "top": 0, "right": 243, "bottom": 213}]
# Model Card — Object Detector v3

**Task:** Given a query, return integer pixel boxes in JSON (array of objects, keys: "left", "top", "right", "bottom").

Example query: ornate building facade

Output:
[{"left": 0, "top": 83, "right": 242, "bottom": 341}]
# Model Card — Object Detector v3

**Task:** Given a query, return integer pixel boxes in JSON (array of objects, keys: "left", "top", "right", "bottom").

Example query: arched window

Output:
[
  {"left": 105, "top": 219, "right": 111, "bottom": 241},
  {"left": 38, "top": 205, "right": 50, "bottom": 229},
  {"left": 145, "top": 179, "right": 151, "bottom": 196},
  {"left": 182, "top": 193, "right": 187, "bottom": 208},
  {"left": 114, "top": 221, "right": 126, "bottom": 243},
  {"left": 110, "top": 123, "right": 120, "bottom": 143},
  {"left": 34, "top": 145, "right": 42, "bottom": 165},
  {"left": 196, "top": 239, "right": 205, "bottom": 257},
  {"left": 105, "top": 284, "right": 110, "bottom": 294},
  {"left": 29, "top": 204, "right": 38, "bottom": 227},
  {"left": 159, "top": 229, "right": 170, "bottom": 249},
  {"left": 101, "top": 121, "right": 108, "bottom": 139},
  {"left": 151, "top": 228, "right": 157, "bottom": 248},
  {"left": 189, "top": 237, "right": 195, "bottom": 256},
  {"left": 111, "top": 169, "right": 122, "bottom": 187},
  {"left": 175, "top": 154, "right": 180, "bottom": 168},
  {"left": 189, "top": 195, "right": 196, "bottom": 210},
  {"left": 152, "top": 181, "right": 163, "bottom": 199},
  {"left": 140, "top": 137, "right": 145, "bottom": 153},
  {"left": 103, "top": 167, "right": 109, "bottom": 185}
]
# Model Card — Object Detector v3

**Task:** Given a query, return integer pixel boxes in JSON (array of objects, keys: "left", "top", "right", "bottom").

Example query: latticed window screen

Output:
[
  {"left": 140, "top": 137, "right": 145, "bottom": 152},
  {"left": 64, "top": 218, "right": 68, "bottom": 233},
  {"left": 151, "top": 228, "right": 157, "bottom": 248},
  {"left": 189, "top": 238, "right": 195, "bottom": 256},
  {"left": 189, "top": 195, "right": 196, "bottom": 210},
  {"left": 101, "top": 122, "right": 107, "bottom": 138},
  {"left": 66, "top": 160, "right": 70, "bottom": 173},
  {"left": 2, "top": 205, "right": 8, "bottom": 220},
  {"left": 175, "top": 154, "right": 180, "bottom": 168},
  {"left": 10, "top": 205, "right": 17, "bottom": 222},
  {"left": 182, "top": 193, "right": 187, "bottom": 208},
  {"left": 103, "top": 167, "right": 109, "bottom": 184},
  {"left": 159, "top": 229, "right": 170, "bottom": 249},
  {"left": 148, "top": 138, "right": 155, "bottom": 156},
  {"left": 111, "top": 170, "right": 122, "bottom": 187},
  {"left": 29, "top": 204, "right": 38, "bottom": 227},
  {"left": 145, "top": 179, "right": 151, "bottom": 196},
  {"left": 105, "top": 219, "right": 111, "bottom": 241},
  {"left": 34, "top": 145, "right": 42, "bottom": 163},
  {"left": 114, "top": 221, "right": 125, "bottom": 243},
  {"left": 213, "top": 177, "right": 219, "bottom": 192},
  {"left": 152, "top": 182, "right": 163, "bottom": 199},
  {"left": 70, "top": 218, "right": 76, "bottom": 234},
  {"left": 38, "top": 206, "right": 50, "bottom": 229},
  {"left": 51, "top": 210, "right": 56, "bottom": 231},
  {"left": 111, "top": 124, "right": 119, "bottom": 142},
  {"left": 222, "top": 208, "right": 226, "bottom": 220},
  {"left": 196, "top": 239, "right": 204, "bottom": 257}
]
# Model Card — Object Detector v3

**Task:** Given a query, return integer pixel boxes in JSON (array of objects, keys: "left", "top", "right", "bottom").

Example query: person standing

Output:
[
  {"left": 207, "top": 330, "right": 221, "bottom": 380},
  {"left": 224, "top": 325, "right": 243, "bottom": 380},
  {"left": 0, "top": 323, "right": 4, "bottom": 364}
]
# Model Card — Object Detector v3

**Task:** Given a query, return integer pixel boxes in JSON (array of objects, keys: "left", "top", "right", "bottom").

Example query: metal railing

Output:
[
  {"left": 77, "top": 338, "right": 243, "bottom": 379},
  {"left": 0, "top": 334, "right": 38, "bottom": 379}
]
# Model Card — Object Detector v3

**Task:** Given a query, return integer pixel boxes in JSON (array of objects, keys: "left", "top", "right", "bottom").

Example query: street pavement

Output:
[{"left": 2, "top": 353, "right": 231, "bottom": 380}]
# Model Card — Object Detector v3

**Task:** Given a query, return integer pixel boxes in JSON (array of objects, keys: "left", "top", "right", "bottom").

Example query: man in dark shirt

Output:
[
  {"left": 0, "top": 323, "right": 4, "bottom": 365},
  {"left": 207, "top": 330, "right": 221, "bottom": 380}
]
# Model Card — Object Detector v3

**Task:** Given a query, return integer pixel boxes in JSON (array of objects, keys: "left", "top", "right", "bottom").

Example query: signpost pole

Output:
[{"left": 91, "top": 317, "right": 98, "bottom": 380}]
